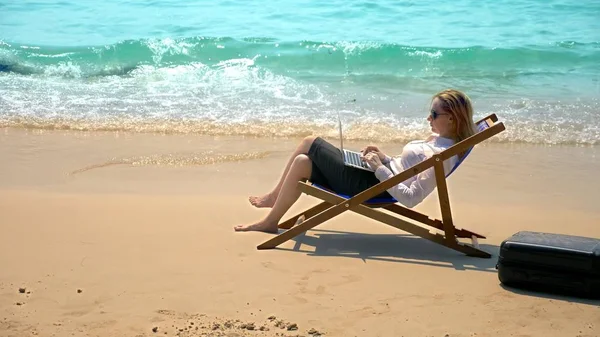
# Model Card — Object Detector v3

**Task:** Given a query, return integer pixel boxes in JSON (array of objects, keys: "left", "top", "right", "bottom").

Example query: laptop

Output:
[{"left": 337, "top": 112, "right": 374, "bottom": 172}]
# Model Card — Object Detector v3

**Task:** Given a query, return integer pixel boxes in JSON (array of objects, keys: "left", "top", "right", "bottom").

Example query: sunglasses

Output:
[{"left": 430, "top": 109, "right": 449, "bottom": 120}]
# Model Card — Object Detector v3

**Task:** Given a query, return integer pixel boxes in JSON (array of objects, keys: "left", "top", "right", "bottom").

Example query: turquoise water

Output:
[{"left": 1, "top": 0, "right": 600, "bottom": 144}]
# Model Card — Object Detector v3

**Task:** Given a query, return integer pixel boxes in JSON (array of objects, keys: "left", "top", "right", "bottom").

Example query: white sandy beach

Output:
[{"left": 1, "top": 127, "right": 599, "bottom": 337}]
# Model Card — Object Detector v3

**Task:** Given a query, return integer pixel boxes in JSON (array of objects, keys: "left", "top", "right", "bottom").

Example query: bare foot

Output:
[
  {"left": 249, "top": 193, "right": 276, "bottom": 208},
  {"left": 234, "top": 220, "right": 278, "bottom": 233}
]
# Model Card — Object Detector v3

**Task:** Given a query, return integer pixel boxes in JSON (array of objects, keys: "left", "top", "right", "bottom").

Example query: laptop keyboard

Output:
[{"left": 344, "top": 150, "right": 369, "bottom": 169}]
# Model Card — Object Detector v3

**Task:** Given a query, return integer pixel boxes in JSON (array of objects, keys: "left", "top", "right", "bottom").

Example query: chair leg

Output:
[
  {"left": 257, "top": 218, "right": 319, "bottom": 249},
  {"left": 384, "top": 204, "right": 486, "bottom": 239},
  {"left": 430, "top": 234, "right": 491, "bottom": 258},
  {"left": 278, "top": 202, "right": 331, "bottom": 230},
  {"left": 258, "top": 206, "right": 337, "bottom": 250}
]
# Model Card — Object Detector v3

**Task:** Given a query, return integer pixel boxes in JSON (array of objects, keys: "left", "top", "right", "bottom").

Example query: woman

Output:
[{"left": 234, "top": 89, "right": 477, "bottom": 233}]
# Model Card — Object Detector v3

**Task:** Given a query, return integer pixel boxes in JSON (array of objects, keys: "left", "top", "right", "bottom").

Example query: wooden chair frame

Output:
[{"left": 257, "top": 114, "right": 506, "bottom": 258}]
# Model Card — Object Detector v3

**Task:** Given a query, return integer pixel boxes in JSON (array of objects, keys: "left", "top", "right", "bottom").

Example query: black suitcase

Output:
[{"left": 497, "top": 231, "right": 600, "bottom": 299}]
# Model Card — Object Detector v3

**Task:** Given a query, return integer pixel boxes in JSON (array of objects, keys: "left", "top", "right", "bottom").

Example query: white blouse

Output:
[{"left": 373, "top": 135, "right": 458, "bottom": 208}]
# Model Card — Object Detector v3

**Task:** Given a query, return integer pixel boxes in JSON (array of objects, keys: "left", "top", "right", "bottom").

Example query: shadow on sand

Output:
[
  {"left": 498, "top": 283, "right": 600, "bottom": 305},
  {"left": 269, "top": 228, "right": 600, "bottom": 304},
  {"left": 274, "top": 228, "right": 500, "bottom": 273}
]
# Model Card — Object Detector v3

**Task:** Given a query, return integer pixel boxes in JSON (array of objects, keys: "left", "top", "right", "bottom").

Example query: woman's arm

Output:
[
  {"left": 373, "top": 157, "right": 455, "bottom": 208},
  {"left": 373, "top": 166, "right": 436, "bottom": 208}
]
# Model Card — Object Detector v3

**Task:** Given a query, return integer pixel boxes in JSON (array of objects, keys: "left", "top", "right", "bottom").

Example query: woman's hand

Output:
[
  {"left": 361, "top": 152, "right": 383, "bottom": 170},
  {"left": 361, "top": 145, "right": 386, "bottom": 161}
]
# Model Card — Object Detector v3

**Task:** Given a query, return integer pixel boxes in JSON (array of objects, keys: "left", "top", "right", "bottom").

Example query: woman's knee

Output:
[
  {"left": 300, "top": 136, "right": 317, "bottom": 152},
  {"left": 292, "top": 154, "right": 312, "bottom": 177},
  {"left": 293, "top": 154, "right": 312, "bottom": 165}
]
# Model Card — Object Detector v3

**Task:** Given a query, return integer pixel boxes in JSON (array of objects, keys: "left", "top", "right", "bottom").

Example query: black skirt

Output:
[{"left": 307, "top": 137, "right": 393, "bottom": 199}]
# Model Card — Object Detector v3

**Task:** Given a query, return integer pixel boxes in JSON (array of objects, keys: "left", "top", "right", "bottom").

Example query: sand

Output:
[{"left": 1, "top": 127, "right": 599, "bottom": 337}]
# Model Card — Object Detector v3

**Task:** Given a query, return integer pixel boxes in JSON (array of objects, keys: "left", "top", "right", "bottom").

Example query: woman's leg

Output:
[
  {"left": 235, "top": 154, "right": 313, "bottom": 233},
  {"left": 249, "top": 136, "right": 317, "bottom": 208}
]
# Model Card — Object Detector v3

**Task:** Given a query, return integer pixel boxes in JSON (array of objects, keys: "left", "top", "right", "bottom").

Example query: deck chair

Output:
[{"left": 257, "top": 114, "right": 506, "bottom": 258}]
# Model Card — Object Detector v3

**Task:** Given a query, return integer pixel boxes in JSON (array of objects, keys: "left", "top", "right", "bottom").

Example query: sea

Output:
[{"left": 1, "top": 0, "right": 599, "bottom": 145}]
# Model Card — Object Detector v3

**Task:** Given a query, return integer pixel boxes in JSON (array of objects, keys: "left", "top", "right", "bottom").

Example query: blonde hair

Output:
[
  {"left": 433, "top": 89, "right": 476, "bottom": 142},
  {"left": 432, "top": 89, "right": 477, "bottom": 159}
]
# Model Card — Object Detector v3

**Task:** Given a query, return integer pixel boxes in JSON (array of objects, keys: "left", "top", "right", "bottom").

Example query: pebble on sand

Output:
[
  {"left": 308, "top": 328, "right": 322, "bottom": 335},
  {"left": 18, "top": 287, "right": 26, "bottom": 294},
  {"left": 152, "top": 327, "right": 158, "bottom": 333},
  {"left": 240, "top": 322, "right": 255, "bottom": 330},
  {"left": 77, "top": 289, "right": 82, "bottom": 293}
]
